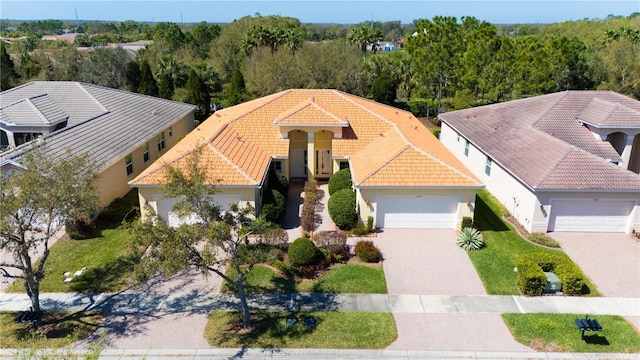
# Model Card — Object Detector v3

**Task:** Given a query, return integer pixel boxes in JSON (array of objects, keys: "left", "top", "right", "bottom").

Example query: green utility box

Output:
[{"left": 544, "top": 271, "right": 562, "bottom": 293}]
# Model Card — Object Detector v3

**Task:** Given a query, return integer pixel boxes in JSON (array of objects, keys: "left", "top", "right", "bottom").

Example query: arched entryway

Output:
[
  {"left": 629, "top": 134, "right": 640, "bottom": 174},
  {"left": 606, "top": 132, "right": 626, "bottom": 156},
  {"left": 314, "top": 130, "right": 333, "bottom": 178},
  {"left": 288, "top": 130, "right": 308, "bottom": 179}
]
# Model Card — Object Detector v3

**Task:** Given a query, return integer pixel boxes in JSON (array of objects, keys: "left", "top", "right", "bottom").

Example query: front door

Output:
[
  {"left": 316, "top": 149, "right": 332, "bottom": 177},
  {"left": 290, "top": 149, "right": 307, "bottom": 178}
]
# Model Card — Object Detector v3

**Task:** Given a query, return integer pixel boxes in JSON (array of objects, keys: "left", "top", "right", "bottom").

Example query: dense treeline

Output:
[{"left": 1, "top": 13, "right": 638, "bottom": 120}]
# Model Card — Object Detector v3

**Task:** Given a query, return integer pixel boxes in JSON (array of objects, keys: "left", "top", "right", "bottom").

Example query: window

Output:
[
  {"left": 464, "top": 140, "right": 470, "bottom": 157},
  {"left": 168, "top": 126, "right": 173, "bottom": 137},
  {"left": 272, "top": 161, "right": 282, "bottom": 173},
  {"left": 125, "top": 154, "right": 133, "bottom": 175},
  {"left": 485, "top": 157, "right": 493, "bottom": 176},
  {"left": 143, "top": 143, "right": 149, "bottom": 162},
  {"left": 456, "top": 134, "right": 460, "bottom": 142},
  {"left": 157, "top": 132, "right": 165, "bottom": 152},
  {"left": 339, "top": 161, "right": 349, "bottom": 170}
]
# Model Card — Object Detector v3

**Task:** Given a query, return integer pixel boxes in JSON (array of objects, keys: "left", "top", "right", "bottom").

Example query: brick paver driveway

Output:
[
  {"left": 549, "top": 232, "right": 640, "bottom": 298},
  {"left": 372, "top": 229, "right": 486, "bottom": 296}
]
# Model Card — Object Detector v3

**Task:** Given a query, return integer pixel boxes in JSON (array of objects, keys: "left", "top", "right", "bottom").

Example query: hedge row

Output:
[
  {"left": 301, "top": 180, "right": 317, "bottom": 232},
  {"left": 516, "top": 252, "right": 584, "bottom": 296}
]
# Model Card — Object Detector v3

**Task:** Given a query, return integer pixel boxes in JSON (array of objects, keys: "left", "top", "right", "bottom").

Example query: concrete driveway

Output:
[
  {"left": 371, "top": 229, "right": 486, "bottom": 296},
  {"left": 549, "top": 232, "right": 640, "bottom": 298}
]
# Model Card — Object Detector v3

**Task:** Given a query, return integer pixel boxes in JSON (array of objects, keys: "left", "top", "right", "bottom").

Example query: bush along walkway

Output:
[{"left": 1, "top": 291, "right": 638, "bottom": 317}]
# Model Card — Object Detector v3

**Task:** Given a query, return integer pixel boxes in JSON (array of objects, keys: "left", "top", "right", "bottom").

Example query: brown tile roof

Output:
[
  {"left": 439, "top": 91, "right": 640, "bottom": 191},
  {"left": 132, "top": 89, "right": 481, "bottom": 189}
]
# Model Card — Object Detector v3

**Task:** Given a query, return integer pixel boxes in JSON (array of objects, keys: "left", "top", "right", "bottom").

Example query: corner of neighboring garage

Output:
[
  {"left": 357, "top": 188, "right": 477, "bottom": 229},
  {"left": 544, "top": 196, "right": 638, "bottom": 233}
]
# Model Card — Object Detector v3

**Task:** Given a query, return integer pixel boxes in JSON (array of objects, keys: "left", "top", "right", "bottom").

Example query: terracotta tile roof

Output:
[
  {"left": 132, "top": 89, "right": 482, "bottom": 189},
  {"left": 439, "top": 91, "right": 640, "bottom": 191},
  {"left": 273, "top": 97, "right": 349, "bottom": 126}
]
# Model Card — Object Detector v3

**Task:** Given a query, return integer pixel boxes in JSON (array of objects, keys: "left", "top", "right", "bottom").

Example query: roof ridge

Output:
[
  {"left": 76, "top": 83, "right": 109, "bottom": 113},
  {"left": 26, "top": 97, "right": 51, "bottom": 125},
  {"left": 207, "top": 143, "right": 257, "bottom": 184},
  {"left": 534, "top": 146, "right": 572, "bottom": 188},
  {"left": 310, "top": 101, "right": 348, "bottom": 125},
  {"left": 531, "top": 91, "right": 568, "bottom": 128},
  {"left": 130, "top": 143, "right": 209, "bottom": 185},
  {"left": 358, "top": 144, "right": 411, "bottom": 184},
  {"left": 337, "top": 91, "right": 481, "bottom": 186},
  {"left": 222, "top": 89, "right": 292, "bottom": 126}
]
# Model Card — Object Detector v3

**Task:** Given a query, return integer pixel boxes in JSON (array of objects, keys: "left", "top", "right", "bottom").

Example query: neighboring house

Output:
[
  {"left": 0, "top": 81, "right": 196, "bottom": 208},
  {"left": 439, "top": 90, "right": 640, "bottom": 234},
  {"left": 130, "top": 89, "right": 482, "bottom": 229}
]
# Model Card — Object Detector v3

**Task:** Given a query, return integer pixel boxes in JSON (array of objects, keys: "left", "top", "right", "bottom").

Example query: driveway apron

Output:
[
  {"left": 371, "top": 229, "right": 486, "bottom": 296},
  {"left": 549, "top": 232, "right": 640, "bottom": 298}
]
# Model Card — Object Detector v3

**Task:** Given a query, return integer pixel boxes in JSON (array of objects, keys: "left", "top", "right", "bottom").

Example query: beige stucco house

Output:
[
  {"left": 0, "top": 81, "right": 196, "bottom": 208},
  {"left": 439, "top": 91, "right": 640, "bottom": 234},
  {"left": 130, "top": 89, "right": 483, "bottom": 229}
]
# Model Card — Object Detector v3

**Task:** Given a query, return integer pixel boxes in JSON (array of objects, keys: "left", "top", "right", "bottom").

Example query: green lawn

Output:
[
  {"left": 297, "top": 264, "right": 387, "bottom": 293},
  {"left": 0, "top": 311, "right": 102, "bottom": 349},
  {"left": 8, "top": 227, "right": 138, "bottom": 293},
  {"left": 222, "top": 264, "right": 387, "bottom": 294},
  {"left": 205, "top": 311, "right": 397, "bottom": 348},
  {"left": 503, "top": 313, "right": 640, "bottom": 353},
  {"left": 469, "top": 190, "right": 599, "bottom": 295}
]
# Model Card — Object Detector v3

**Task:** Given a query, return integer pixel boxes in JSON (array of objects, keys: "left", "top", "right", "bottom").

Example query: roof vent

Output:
[
  {"left": 550, "top": 132, "right": 555, "bottom": 137},
  {"left": 379, "top": 133, "right": 384, "bottom": 137}
]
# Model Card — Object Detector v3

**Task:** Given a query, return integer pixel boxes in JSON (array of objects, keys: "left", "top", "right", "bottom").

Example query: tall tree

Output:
[
  {"left": 138, "top": 60, "right": 159, "bottom": 96},
  {"left": 125, "top": 61, "right": 141, "bottom": 92},
  {"left": 1, "top": 42, "right": 19, "bottom": 90},
  {"left": 78, "top": 47, "right": 130, "bottom": 89},
  {"left": 185, "top": 68, "right": 211, "bottom": 120},
  {"left": 226, "top": 67, "right": 246, "bottom": 106},
  {"left": 0, "top": 144, "right": 99, "bottom": 312},
  {"left": 371, "top": 73, "right": 397, "bottom": 105},
  {"left": 131, "top": 147, "right": 268, "bottom": 329}
]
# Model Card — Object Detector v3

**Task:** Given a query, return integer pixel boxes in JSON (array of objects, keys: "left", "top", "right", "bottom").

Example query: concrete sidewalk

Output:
[
  {"left": 2, "top": 292, "right": 638, "bottom": 317},
  {"left": 2, "top": 348, "right": 639, "bottom": 359}
]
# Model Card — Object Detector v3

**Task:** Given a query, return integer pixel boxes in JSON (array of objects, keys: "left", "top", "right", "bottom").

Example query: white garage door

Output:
[
  {"left": 158, "top": 194, "right": 241, "bottom": 227},
  {"left": 548, "top": 200, "right": 633, "bottom": 233},
  {"left": 375, "top": 195, "right": 458, "bottom": 229}
]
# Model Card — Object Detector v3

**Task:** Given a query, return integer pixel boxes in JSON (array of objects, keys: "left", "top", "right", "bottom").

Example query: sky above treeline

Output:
[{"left": 1, "top": 1, "right": 638, "bottom": 25}]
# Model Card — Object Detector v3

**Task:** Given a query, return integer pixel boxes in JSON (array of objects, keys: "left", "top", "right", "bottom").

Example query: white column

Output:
[
  {"left": 307, "top": 132, "right": 315, "bottom": 180},
  {"left": 619, "top": 133, "right": 635, "bottom": 170}
]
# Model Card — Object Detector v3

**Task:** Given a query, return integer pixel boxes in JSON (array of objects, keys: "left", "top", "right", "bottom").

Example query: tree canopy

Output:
[{"left": 0, "top": 145, "right": 99, "bottom": 312}]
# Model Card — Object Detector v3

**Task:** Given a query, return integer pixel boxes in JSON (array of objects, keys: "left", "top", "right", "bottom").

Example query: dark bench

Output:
[{"left": 574, "top": 314, "right": 602, "bottom": 340}]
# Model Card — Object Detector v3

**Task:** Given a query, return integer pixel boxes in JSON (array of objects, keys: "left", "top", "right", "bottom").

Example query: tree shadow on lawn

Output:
[
  {"left": 70, "top": 253, "right": 139, "bottom": 293},
  {"left": 474, "top": 194, "right": 510, "bottom": 232},
  {"left": 10, "top": 310, "right": 101, "bottom": 343},
  {"left": 219, "top": 310, "right": 322, "bottom": 349}
]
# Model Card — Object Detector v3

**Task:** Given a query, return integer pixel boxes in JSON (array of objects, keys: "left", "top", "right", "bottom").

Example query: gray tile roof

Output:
[
  {"left": 0, "top": 81, "right": 195, "bottom": 170},
  {"left": 439, "top": 91, "right": 640, "bottom": 191},
  {"left": 0, "top": 94, "right": 68, "bottom": 127}
]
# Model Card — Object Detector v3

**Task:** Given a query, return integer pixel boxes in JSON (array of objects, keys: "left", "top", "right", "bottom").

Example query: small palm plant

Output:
[{"left": 456, "top": 227, "right": 484, "bottom": 251}]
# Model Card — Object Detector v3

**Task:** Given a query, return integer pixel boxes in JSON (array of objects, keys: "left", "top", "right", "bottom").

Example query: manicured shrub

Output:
[
  {"left": 355, "top": 240, "right": 380, "bottom": 263},
  {"left": 516, "top": 252, "right": 585, "bottom": 296},
  {"left": 328, "top": 168, "right": 352, "bottom": 195},
  {"left": 461, "top": 216, "right": 474, "bottom": 229},
  {"left": 65, "top": 216, "right": 95, "bottom": 240},
  {"left": 264, "top": 228, "right": 289, "bottom": 249},
  {"left": 366, "top": 216, "right": 374, "bottom": 233},
  {"left": 301, "top": 181, "right": 318, "bottom": 232},
  {"left": 313, "top": 230, "right": 347, "bottom": 253},
  {"left": 353, "top": 222, "right": 368, "bottom": 236},
  {"left": 456, "top": 227, "right": 483, "bottom": 251},
  {"left": 328, "top": 188, "right": 357, "bottom": 230},
  {"left": 98, "top": 190, "right": 139, "bottom": 225},
  {"left": 287, "top": 237, "right": 323, "bottom": 266},
  {"left": 516, "top": 257, "right": 547, "bottom": 296},
  {"left": 528, "top": 233, "right": 560, "bottom": 248},
  {"left": 431, "top": 128, "right": 441, "bottom": 139},
  {"left": 261, "top": 189, "right": 286, "bottom": 223}
]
